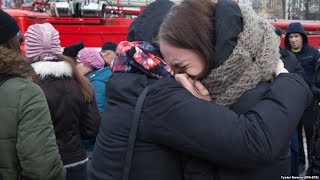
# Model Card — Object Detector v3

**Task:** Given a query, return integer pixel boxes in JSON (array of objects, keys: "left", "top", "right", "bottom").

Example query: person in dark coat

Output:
[
  {"left": 24, "top": 23, "right": 101, "bottom": 180},
  {"left": 285, "top": 22, "right": 320, "bottom": 87},
  {"left": 275, "top": 26, "right": 305, "bottom": 176},
  {"left": 158, "top": 0, "right": 308, "bottom": 179},
  {"left": 307, "top": 63, "right": 320, "bottom": 176},
  {"left": 89, "top": 43, "right": 311, "bottom": 180},
  {"left": 284, "top": 22, "right": 320, "bottom": 173},
  {"left": 274, "top": 26, "right": 305, "bottom": 78},
  {"left": 89, "top": 0, "right": 313, "bottom": 179}
]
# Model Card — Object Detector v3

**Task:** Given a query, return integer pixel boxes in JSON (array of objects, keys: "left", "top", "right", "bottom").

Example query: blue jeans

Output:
[{"left": 83, "top": 139, "right": 95, "bottom": 175}]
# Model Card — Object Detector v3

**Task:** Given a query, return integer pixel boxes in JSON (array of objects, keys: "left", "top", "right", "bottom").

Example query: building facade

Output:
[{"left": 259, "top": 0, "right": 284, "bottom": 19}]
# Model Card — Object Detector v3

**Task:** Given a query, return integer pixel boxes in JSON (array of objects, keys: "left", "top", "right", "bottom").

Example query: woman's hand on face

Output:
[
  {"left": 275, "top": 59, "right": 288, "bottom": 77},
  {"left": 175, "top": 73, "right": 211, "bottom": 101}
]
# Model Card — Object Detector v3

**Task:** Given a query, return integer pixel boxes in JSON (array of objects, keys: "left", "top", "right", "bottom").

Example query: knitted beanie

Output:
[
  {"left": 0, "top": 10, "right": 20, "bottom": 43},
  {"left": 24, "top": 23, "right": 61, "bottom": 58},
  {"left": 63, "top": 41, "right": 85, "bottom": 58},
  {"left": 101, "top": 41, "right": 117, "bottom": 52},
  {"left": 78, "top": 48, "right": 105, "bottom": 70}
]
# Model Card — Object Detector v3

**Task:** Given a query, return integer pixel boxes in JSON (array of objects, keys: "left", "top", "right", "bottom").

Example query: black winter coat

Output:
[
  {"left": 179, "top": 1, "right": 305, "bottom": 179},
  {"left": 182, "top": 1, "right": 305, "bottom": 177},
  {"left": 33, "top": 61, "right": 101, "bottom": 166},
  {"left": 183, "top": 81, "right": 294, "bottom": 180},
  {"left": 89, "top": 72, "right": 312, "bottom": 180}
]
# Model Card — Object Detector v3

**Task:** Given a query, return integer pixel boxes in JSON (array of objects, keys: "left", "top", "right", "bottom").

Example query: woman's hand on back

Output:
[
  {"left": 175, "top": 73, "right": 211, "bottom": 101},
  {"left": 275, "top": 59, "right": 288, "bottom": 77}
]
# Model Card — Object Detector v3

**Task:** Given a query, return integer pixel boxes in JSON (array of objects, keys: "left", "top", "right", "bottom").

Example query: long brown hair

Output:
[
  {"left": 0, "top": 35, "right": 39, "bottom": 83},
  {"left": 158, "top": 0, "right": 216, "bottom": 80},
  {"left": 0, "top": 34, "right": 21, "bottom": 53},
  {"left": 56, "top": 54, "right": 94, "bottom": 103}
]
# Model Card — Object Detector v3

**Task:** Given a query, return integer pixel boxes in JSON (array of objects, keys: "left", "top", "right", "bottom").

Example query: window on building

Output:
[{"left": 267, "top": 0, "right": 275, "bottom": 8}]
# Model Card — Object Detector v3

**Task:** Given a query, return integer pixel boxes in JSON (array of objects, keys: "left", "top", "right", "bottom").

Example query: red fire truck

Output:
[
  {"left": 2, "top": 0, "right": 320, "bottom": 50},
  {"left": 2, "top": 0, "right": 155, "bottom": 50}
]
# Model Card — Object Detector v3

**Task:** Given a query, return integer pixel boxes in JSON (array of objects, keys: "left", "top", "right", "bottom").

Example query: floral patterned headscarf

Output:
[{"left": 110, "top": 41, "right": 174, "bottom": 79}]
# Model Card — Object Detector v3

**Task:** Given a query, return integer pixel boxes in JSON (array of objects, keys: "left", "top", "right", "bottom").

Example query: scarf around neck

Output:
[
  {"left": 111, "top": 41, "right": 174, "bottom": 78},
  {"left": 201, "top": 4, "right": 280, "bottom": 107}
]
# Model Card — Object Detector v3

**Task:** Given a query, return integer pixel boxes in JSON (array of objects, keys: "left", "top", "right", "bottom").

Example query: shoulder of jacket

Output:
[
  {"left": 306, "top": 45, "right": 319, "bottom": 53},
  {"left": 149, "top": 78, "right": 177, "bottom": 89},
  {"left": 1, "top": 78, "right": 44, "bottom": 110},
  {"left": 3, "top": 77, "right": 35, "bottom": 91}
]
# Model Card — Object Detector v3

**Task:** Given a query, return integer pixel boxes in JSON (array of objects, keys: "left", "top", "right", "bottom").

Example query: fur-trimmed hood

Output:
[{"left": 31, "top": 61, "right": 72, "bottom": 79}]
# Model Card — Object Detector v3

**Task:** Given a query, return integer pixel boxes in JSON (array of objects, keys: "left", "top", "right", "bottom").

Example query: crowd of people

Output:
[{"left": 0, "top": 0, "right": 320, "bottom": 179}]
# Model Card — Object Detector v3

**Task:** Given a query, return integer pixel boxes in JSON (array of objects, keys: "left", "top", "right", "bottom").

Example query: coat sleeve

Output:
[
  {"left": 149, "top": 73, "right": 312, "bottom": 169},
  {"left": 79, "top": 96, "right": 101, "bottom": 139},
  {"left": 17, "top": 82, "right": 66, "bottom": 180},
  {"left": 288, "top": 50, "right": 306, "bottom": 80},
  {"left": 282, "top": 48, "right": 306, "bottom": 79},
  {"left": 295, "top": 60, "right": 306, "bottom": 80}
]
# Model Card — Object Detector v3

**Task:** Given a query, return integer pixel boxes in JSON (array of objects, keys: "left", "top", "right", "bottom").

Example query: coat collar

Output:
[{"left": 32, "top": 61, "right": 72, "bottom": 79}]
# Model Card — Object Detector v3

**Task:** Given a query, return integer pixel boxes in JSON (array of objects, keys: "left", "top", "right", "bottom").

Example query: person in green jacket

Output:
[{"left": 0, "top": 10, "right": 65, "bottom": 180}]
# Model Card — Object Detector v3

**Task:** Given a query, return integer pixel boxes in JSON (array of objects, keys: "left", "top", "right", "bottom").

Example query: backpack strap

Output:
[
  {"left": 0, "top": 75, "right": 17, "bottom": 86},
  {"left": 122, "top": 85, "right": 151, "bottom": 180}
]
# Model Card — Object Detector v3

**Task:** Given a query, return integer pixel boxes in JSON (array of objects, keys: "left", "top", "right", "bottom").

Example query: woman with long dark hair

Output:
[
  {"left": 24, "top": 23, "right": 101, "bottom": 180},
  {"left": 0, "top": 10, "right": 65, "bottom": 180},
  {"left": 89, "top": 0, "right": 312, "bottom": 179}
]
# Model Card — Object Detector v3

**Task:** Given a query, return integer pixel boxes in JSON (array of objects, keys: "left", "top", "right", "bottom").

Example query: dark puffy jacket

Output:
[
  {"left": 183, "top": 81, "right": 296, "bottom": 180},
  {"left": 32, "top": 60, "right": 101, "bottom": 166},
  {"left": 89, "top": 0, "right": 312, "bottom": 179},
  {"left": 89, "top": 71, "right": 312, "bottom": 180},
  {"left": 182, "top": 1, "right": 301, "bottom": 179},
  {"left": 284, "top": 22, "right": 320, "bottom": 87}
]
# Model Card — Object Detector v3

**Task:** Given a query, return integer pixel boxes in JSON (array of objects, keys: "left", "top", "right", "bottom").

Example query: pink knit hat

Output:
[
  {"left": 78, "top": 48, "right": 105, "bottom": 70},
  {"left": 24, "top": 23, "right": 62, "bottom": 58}
]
